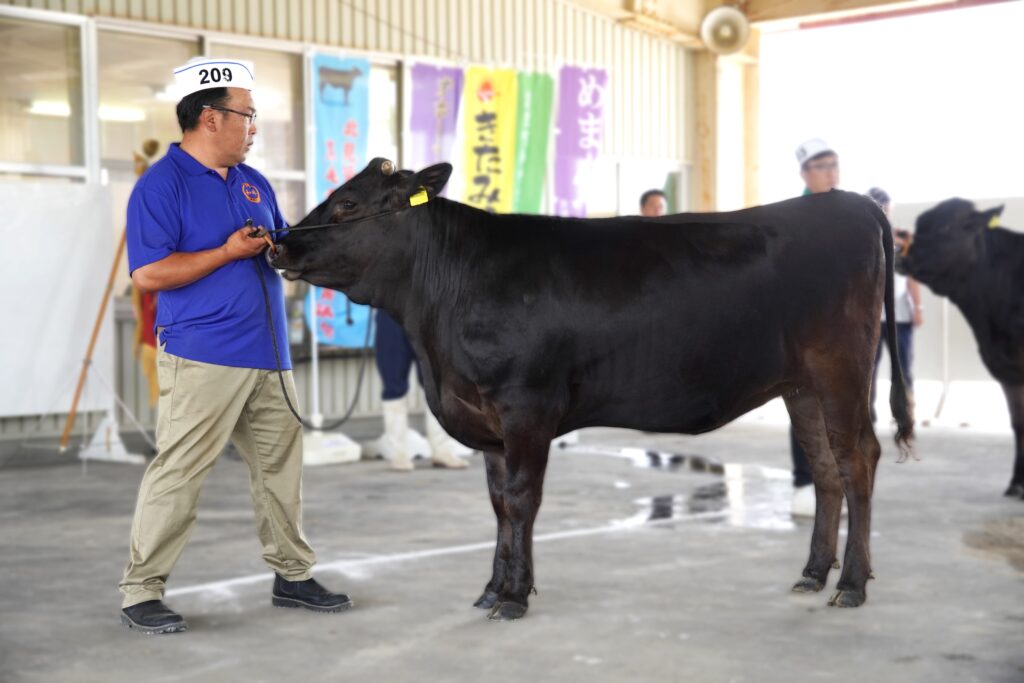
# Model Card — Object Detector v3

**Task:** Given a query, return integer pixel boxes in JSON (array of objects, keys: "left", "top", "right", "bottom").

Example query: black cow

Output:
[
  {"left": 897, "top": 198, "right": 1024, "bottom": 498},
  {"left": 269, "top": 159, "right": 913, "bottom": 619}
]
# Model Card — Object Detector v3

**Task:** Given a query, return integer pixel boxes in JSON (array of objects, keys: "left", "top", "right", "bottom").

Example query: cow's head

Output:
[
  {"left": 896, "top": 198, "right": 1003, "bottom": 296},
  {"left": 269, "top": 157, "right": 452, "bottom": 295}
]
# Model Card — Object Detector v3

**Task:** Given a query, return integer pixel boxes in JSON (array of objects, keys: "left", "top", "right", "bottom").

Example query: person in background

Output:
[
  {"left": 639, "top": 189, "right": 669, "bottom": 217},
  {"left": 866, "top": 186, "right": 922, "bottom": 423},
  {"left": 374, "top": 310, "right": 470, "bottom": 471},
  {"left": 790, "top": 138, "right": 841, "bottom": 518}
]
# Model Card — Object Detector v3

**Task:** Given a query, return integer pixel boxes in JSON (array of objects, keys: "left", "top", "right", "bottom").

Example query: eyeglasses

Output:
[
  {"left": 806, "top": 161, "right": 839, "bottom": 172},
  {"left": 202, "top": 104, "right": 257, "bottom": 126}
]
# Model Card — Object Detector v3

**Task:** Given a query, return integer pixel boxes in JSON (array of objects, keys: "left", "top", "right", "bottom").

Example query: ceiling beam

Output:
[{"left": 743, "top": 0, "right": 954, "bottom": 24}]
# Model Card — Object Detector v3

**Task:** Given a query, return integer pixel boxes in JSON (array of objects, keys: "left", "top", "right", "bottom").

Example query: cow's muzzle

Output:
[{"left": 266, "top": 244, "right": 303, "bottom": 281}]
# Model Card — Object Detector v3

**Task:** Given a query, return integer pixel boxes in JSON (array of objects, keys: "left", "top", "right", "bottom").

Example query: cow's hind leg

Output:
[
  {"left": 784, "top": 391, "right": 843, "bottom": 593},
  {"left": 1000, "top": 383, "right": 1024, "bottom": 499},
  {"left": 474, "top": 451, "right": 510, "bottom": 610},
  {"left": 816, "top": 391, "right": 881, "bottom": 608},
  {"left": 486, "top": 419, "right": 553, "bottom": 621}
]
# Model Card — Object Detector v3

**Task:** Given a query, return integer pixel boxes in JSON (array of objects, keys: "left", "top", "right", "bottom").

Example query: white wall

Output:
[{"left": 758, "top": 2, "right": 1024, "bottom": 205}]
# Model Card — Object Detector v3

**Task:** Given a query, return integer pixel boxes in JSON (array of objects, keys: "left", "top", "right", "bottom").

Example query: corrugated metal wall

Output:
[{"left": 0, "top": 0, "right": 688, "bottom": 162}]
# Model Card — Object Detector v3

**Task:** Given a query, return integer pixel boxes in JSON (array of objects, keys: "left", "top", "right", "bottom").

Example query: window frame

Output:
[{"left": 0, "top": 5, "right": 98, "bottom": 183}]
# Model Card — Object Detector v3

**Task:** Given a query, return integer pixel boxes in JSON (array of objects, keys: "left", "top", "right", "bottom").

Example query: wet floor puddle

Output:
[{"left": 562, "top": 444, "right": 796, "bottom": 531}]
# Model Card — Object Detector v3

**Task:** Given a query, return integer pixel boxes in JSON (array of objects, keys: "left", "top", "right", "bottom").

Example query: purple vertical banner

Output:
[
  {"left": 553, "top": 66, "right": 609, "bottom": 217},
  {"left": 409, "top": 62, "right": 463, "bottom": 194}
]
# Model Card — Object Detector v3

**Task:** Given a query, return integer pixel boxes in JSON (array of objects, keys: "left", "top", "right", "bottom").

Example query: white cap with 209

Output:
[{"left": 172, "top": 58, "right": 255, "bottom": 99}]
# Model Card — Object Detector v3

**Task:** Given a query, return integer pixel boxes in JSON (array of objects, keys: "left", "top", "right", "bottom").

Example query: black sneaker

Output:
[
  {"left": 272, "top": 575, "right": 353, "bottom": 613},
  {"left": 120, "top": 600, "right": 188, "bottom": 634}
]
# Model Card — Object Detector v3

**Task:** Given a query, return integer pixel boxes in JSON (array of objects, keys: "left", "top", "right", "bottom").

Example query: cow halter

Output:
[{"left": 251, "top": 187, "right": 431, "bottom": 241}]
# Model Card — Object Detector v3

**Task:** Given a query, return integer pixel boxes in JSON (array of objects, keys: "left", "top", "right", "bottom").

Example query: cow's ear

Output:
[
  {"left": 978, "top": 205, "right": 1004, "bottom": 230},
  {"left": 413, "top": 163, "right": 453, "bottom": 199}
]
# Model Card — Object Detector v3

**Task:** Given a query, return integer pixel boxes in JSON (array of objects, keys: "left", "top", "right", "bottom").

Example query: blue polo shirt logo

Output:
[
  {"left": 242, "top": 182, "right": 261, "bottom": 203},
  {"left": 125, "top": 143, "right": 291, "bottom": 370}
]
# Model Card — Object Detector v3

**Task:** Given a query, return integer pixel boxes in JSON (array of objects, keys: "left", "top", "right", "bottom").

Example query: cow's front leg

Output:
[
  {"left": 1001, "top": 383, "right": 1024, "bottom": 499},
  {"left": 474, "top": 450, "right": 510, "bottom": 610},
  {"left": 487, "top": 423, "right": 553, "bottom": 621}
]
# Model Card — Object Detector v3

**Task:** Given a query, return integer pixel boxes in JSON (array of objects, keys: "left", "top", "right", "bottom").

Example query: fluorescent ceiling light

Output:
[
  {"left": 154, "top": 83, "right": 185, "bottom": 102},
  {"left": 28, "top": 100, "right": 71, "bottom": 117},
  {"left": 28, "top": 100, "right": 146, "bottom": 122},
  {"left": 99, "top": 105, "right": 145, "bottom": 122}
]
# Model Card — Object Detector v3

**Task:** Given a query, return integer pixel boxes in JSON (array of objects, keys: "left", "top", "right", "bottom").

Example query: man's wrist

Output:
[{"left": 217, "top": 244, "right": 235, "bottom": 263}]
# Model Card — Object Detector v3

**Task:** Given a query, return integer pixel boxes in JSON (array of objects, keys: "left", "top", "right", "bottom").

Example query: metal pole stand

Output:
[
  {"left": 302, "top": 286, "right": 362, "bottom": 466},
  {"left": 77, "top": 366, "right": 148, "bottom": 465},
  {"left": 303, "top": 415, "right": 362, "bottom": 466},
  {"left": 78, "top": 410, "right": 146, "bottom": 465}
]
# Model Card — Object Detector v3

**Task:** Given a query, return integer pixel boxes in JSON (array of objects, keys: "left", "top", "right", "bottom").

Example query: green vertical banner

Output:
[{"left": 512, "top": 72, "right": 555, "bottom": 214}]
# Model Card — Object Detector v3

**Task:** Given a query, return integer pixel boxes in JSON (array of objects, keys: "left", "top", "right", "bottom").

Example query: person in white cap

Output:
[
  {"left": 118, "top": 57, "right": 351, "bottom": 634},
  {"left": 796, "top": 137, "right": 839, "bottom": 195},
  {"left": 790, "top": 138, "right": 842, "bottom": 518}
]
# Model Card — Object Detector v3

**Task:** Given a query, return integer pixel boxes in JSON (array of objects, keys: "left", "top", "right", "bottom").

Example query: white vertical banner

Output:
[{"left": 0, "top": 182, "right": 114, "bottom": 417}]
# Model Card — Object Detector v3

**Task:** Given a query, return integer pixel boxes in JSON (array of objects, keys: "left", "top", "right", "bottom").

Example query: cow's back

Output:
[{"left": 412, "top": 191, "right": 888, "bottom": 436}]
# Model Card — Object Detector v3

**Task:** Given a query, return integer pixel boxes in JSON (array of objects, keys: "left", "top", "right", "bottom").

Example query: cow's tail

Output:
[{"left": 873, "top": 200, "right": 915, "bottom": 460}]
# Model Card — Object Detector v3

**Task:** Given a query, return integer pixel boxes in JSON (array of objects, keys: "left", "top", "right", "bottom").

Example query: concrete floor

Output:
[{"left": 1, "top": 421, "right": 1022, "bottom": 683}]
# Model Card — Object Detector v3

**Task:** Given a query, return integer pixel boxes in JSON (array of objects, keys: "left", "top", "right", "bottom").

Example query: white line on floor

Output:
[{"left": 165, "top": 510, "right": 727, "bottom": 599}]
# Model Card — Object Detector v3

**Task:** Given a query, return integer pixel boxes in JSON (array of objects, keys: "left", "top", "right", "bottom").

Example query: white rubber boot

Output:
[
  {"left": 791, "top": 485, "right": 847, "bottom": 518},
  {"left": 381, "top": 399, "right": 414, "bottom": 471},
  {"left": 424, "top": 410, "right": 468, "bottom": 469}
]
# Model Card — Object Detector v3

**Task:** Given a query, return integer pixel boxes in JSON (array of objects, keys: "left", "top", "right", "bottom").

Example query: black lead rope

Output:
[
  {"left": 256, "top": 207, "right": 410, "bottom": 236},
  {"left": 249, "top": 221, "right": 375, "bottom": 432}
]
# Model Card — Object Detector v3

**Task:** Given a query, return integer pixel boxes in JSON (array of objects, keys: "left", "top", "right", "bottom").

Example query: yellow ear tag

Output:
[
  {"left": 409, "top": 186, "right": 429, "bottom": 207},
  {"left": 988, "top": 215, "right": 1000, "bottom": 229}
]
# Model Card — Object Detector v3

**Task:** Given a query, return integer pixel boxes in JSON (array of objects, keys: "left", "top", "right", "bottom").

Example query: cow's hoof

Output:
[
  {"left": 828, "top": 589, "right": 866, "bottom": 608},
  {"left": 792, "top": 577, "right": 825, "bottom": 593},
  {"left": 473, "top": 590, "right": 499, "bottom": 610},
  {"left": 487, "top": 601, "right": 528, "bottom": 621},
  {"left": 1003, "top": 483, "right": 1024, "bottom": 499}
]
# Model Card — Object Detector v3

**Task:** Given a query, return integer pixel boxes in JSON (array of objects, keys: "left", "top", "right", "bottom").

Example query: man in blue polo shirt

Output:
[{"left": 118, "top": 58, "right": 350, "bottom": 634}]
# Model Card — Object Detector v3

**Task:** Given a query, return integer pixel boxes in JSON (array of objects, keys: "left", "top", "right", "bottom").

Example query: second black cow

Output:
[
  {"left": 269, "top": 159, "right": 913, "bottom": 619},
  {"left": 898, "top": 198, "right": 1024, "bottom": 499}
]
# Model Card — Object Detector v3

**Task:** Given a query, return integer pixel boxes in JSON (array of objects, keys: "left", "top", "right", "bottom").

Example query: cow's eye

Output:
[{"left": 342, "top": 200, "right": 357, "bottom": 211}]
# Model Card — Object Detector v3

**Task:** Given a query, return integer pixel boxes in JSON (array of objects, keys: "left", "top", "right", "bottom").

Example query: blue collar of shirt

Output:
[{"left": 167, "top": 142, "right": 238, "bottom": 179}]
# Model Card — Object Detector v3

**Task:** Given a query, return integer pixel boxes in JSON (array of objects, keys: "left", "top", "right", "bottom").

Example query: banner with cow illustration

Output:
[
  {"left": 461, "top": 66, "right": 518, "bottom": 213},
  {"left": 312, "top": 53, "right": 370, "bottom": 199},
  {"left": 552, "top": 65, "right": 608, "bottom": 217},
  {"left": 310, "top": 52, "right": 371, "bottom": 348},
  {"left": 512, "top": 72, "right": 555, "bottom": 214},
  {"left": 409, "top": 62, "right": 463, "bottom": 191}
]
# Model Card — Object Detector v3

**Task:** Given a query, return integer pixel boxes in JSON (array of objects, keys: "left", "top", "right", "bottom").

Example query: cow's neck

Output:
[
  {"left": 402, "top": 198, "right": 492, "bottom": 314},
  {"left": 356, "top": 199, "right": 478, "bottom": 325},
  {"left": 943, "top": 231, "right": 1024, "bottom": 372},
  {"left": 366, "top": 198, "right": 492, "bottom": 416}
]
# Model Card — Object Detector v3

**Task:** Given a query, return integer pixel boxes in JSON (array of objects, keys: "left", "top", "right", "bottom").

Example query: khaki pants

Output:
[{"left": 119, "top": 347, "right": 315, "bottom": 608}]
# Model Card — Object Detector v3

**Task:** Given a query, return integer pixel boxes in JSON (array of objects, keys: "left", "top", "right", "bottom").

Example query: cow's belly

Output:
[
  {"left": 562, "top": 364, "right": 790, "bottom": 435},
  {"left": 421, "top": 301, "right": 799, "bottom": 448},
  {"left": 556, "top": 316, "right": 794, "bottom": 434}
]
